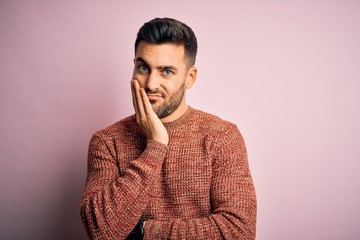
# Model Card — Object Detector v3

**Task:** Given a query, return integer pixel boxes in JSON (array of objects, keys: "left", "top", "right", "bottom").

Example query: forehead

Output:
[{"left": 135, "top": 41, "right": 186, "bottom": 67}]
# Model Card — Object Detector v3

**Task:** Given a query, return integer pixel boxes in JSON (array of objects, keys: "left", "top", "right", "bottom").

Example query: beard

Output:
[{"left": 147, "top": 84, "right": 186, "bottom": 119}]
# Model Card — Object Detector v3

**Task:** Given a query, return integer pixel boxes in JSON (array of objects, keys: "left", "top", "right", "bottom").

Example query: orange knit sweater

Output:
[{"left": 80, "top": 107, "right": 257, "bottom": 239}]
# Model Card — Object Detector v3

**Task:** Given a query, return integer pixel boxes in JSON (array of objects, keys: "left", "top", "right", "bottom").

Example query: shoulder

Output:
[
  {"left": 190, "top": 108, "right": 238, "bottom": 133},
  {"left": 92, "top": 114, "right": 140, "bottom": 140},
  {"left": 189, "top": 108, "right": 246, "bottom": 156}
]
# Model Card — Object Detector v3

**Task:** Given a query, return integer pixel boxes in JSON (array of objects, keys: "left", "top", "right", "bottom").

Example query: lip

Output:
[{"left": 147, "top": 94, "right": 162, "bottom": 101}]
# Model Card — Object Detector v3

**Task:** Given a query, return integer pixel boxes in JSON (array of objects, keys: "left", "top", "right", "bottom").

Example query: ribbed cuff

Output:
[{"left": 143, "top": 219, "right": 172, "bottom": 240}]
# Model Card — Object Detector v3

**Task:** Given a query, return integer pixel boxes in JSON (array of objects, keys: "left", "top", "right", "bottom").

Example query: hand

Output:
[{"left": 131, "top": 79, "right": 169, "bottom": 146}]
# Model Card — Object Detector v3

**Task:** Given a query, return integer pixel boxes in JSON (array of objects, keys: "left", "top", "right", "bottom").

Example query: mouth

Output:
[{"left": 147, "top": 94, "right": 162, "bottom": 101}]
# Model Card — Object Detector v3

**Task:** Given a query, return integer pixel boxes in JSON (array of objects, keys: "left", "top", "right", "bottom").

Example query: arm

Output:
[
  {"left": 80, "top": 79, "right": 169, "bottom": 239},
  {"left": 80, "top": 134, "right": 167, "bottom": 239},
  {"left": 143, "top": 124, "right": 257, "bottom": 240}
]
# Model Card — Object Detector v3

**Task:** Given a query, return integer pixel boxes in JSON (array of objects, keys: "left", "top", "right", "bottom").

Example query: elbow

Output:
[{"left": 80, "top": 196, "right": 96, "bottom": 239}]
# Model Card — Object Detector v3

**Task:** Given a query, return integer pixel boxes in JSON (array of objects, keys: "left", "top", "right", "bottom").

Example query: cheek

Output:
[
  {"left": 164, "top": 81, "right": 184, "bottom": 96},
  {"left": 132, "top": 73, "right": 146, "bottom": 86},
  {"left": 161, "top": 80, "right": 175, "bottom": 91},
  {"left": 132, "top": 69, "right": 141, "bottom": 78}
]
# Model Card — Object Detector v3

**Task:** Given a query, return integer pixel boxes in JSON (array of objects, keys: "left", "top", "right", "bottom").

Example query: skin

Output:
[{"left": 131, "top": 41, "right": 197, "bottom": 146}]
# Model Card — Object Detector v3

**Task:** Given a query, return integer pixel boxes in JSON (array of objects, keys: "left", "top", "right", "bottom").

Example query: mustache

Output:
[{"left": 145, "top": 89, "right": 164, "bottom": 97}]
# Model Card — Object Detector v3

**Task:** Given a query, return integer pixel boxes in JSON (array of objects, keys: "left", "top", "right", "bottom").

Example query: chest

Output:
[
  {"left": 116, "top": 134, "right": 214, "bottom": 218},
  {"left": 117, "top": 134, "right": 213, "bottom": 192}
]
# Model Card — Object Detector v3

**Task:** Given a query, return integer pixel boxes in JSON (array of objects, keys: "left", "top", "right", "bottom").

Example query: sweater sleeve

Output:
[
  {"left": 80, "top": 133, "right": 167, "bottom": 240},
  {"left": 143, "top": 124, "right": 257, "bottom": 240}
]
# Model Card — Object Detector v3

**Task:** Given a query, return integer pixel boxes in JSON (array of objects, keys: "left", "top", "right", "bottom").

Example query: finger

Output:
[
  {"left": 131, "top": 79, "right": 140, "bottom": 122},
  {"left": 140, "top": 87, "right": 153, "bottom": 115},
  {"left": 130, "top": 79, "right": 139, "bottom": 114},
  {"left": 132, "top": 80, "right": 146, "bottom": 119}
]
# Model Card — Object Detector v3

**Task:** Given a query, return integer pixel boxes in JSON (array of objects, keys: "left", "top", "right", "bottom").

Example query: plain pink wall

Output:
[{"left": 1, "top": 1, "right": 359, "bottom": 239}]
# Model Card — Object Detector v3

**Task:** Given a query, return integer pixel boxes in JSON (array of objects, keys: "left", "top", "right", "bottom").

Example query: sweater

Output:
[{"left": 80, "top": 106, "right": 257, "bottom": 239}]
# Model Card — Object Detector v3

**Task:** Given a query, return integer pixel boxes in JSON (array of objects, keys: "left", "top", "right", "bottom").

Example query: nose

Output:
[{"left": 145, "top": 71, "right": 160, "bottom": 91}]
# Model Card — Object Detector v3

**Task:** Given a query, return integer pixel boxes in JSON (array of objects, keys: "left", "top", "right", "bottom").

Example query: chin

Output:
[{"left": 151, "top": 105, "right": 162, "bottom": 114}]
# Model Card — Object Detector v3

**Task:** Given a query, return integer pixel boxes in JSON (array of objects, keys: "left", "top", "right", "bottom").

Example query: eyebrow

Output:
[
  {"left": 135, "top": 57, "right": 148, "bottom": 65},
  {"left": 135, "top": 57, "right": 178, "bottom": 71}
]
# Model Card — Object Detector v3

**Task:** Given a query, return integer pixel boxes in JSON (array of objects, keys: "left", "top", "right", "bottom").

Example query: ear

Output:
[{"left": 185, "top": 66, "right": 197, "bottom": 89}]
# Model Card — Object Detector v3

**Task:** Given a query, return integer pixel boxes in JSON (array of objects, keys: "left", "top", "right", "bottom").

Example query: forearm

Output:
[
  {"left": 143, "top": 171, "right": 257, "bottom": 240},
  {"left": 143, "top": 205, "right": 256, "bottom": 240},
  {"left": 142, "top": 124, "right": 257, "bottom": 240}
]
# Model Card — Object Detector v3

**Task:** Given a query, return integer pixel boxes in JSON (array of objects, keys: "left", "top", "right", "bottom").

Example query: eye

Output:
[
  {"left": 163, "top": 69, "right": 173, "bottom": 76},
  {"left": 138, "top": 65, "right": 149, "bottom": 72}
]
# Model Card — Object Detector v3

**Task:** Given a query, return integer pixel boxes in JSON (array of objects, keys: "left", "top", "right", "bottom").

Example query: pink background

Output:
[{"left": 1, "top": 1, "right": 359, "bottom": 239}]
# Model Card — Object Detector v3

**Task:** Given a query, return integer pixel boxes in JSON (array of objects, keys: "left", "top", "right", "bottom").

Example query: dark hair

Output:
[{"left": 135, "top": 17, "right": 198, "bottom": 67}]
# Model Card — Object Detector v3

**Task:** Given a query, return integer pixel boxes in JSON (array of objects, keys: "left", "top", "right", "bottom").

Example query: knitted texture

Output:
[{"left": 80, "top": 106, "right": 257, "bottom": 239}]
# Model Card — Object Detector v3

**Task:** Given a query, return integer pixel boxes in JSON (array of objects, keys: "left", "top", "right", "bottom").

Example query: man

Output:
[{"left": 80, "top": 17, "right": 257, "bottom": 239}]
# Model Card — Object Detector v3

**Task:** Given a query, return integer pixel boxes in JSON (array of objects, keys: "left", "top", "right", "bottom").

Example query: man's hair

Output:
[{"left": 135, "top": 17, "right": 198, "bottom": 67}]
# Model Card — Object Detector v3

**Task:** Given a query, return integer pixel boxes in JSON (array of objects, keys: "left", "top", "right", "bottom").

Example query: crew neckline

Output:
[{"left": 163, "top": 106, "right": 194, "bottom": 130}]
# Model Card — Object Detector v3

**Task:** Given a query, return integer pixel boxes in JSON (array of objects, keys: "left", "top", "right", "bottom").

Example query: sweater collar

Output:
[{"left": 163, "top": 106, "right": 194, "bottom": 130}]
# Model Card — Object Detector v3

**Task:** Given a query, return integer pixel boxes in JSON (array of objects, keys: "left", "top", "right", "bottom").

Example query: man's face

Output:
[{"left": 133, "top": 41, "right": 196, "bottom": 120}]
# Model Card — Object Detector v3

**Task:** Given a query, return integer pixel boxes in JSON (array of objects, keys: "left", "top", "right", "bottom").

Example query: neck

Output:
[{"left": 160, "top": 101, "right": 188, "bottom": 123}]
